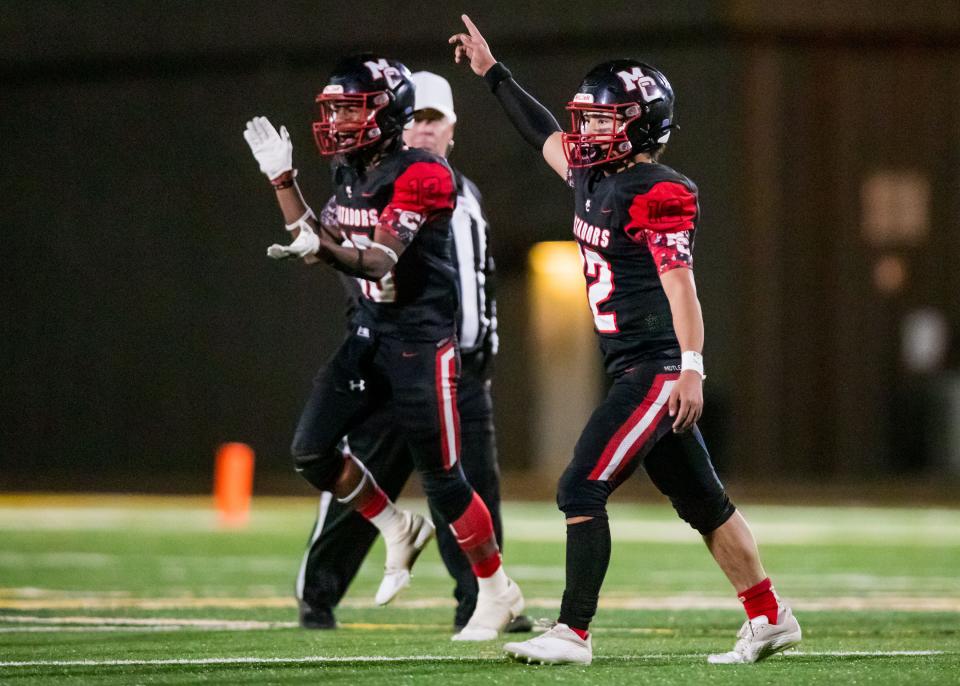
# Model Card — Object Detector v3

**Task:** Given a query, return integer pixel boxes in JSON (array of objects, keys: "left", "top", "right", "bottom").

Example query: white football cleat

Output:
[
  {"left": 451, "top": 577, "right": 525, "bottom": 641},
  {"left": 504, "top": 622, "right": 592, "bottom": 665},
  {"left": 374, "top": 512, "right": 435, "bottom": 606},
  {"left": 708, "top": 606, "right": 802, "bottom": 664}
]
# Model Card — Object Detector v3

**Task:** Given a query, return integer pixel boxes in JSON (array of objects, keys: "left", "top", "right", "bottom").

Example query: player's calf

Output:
[
  {"left": 448, "top": 492, "right": 525, "bottom": 640},
  {"left": 337, "top": 455, "right": 436, "bottom": 605}
]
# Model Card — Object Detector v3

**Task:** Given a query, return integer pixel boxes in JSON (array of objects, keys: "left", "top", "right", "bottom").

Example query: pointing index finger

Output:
[{"left": 461, "top": 14, "right": 482, "bottom": 39}]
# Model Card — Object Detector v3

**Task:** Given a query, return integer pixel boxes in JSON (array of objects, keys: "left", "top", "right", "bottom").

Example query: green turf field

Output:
[{"left": 1, "top": 496, "right": 958, "bottom": 684}]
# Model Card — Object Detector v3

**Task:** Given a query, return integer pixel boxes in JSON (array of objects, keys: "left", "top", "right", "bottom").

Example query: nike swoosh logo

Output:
[
  {"left": 600, "top": 207, "right": 613, "bottom": 214},
  {"left": 401, "top": 352, "right": 419, "bottom": 358},
  {"left": 361, "top": 191, "right": 375, "bottom": 197}
]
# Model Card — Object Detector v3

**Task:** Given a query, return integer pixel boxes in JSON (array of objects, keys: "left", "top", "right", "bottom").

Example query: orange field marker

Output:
[{"left": 214, "top": 443, "right": 255, "bottom": 527}]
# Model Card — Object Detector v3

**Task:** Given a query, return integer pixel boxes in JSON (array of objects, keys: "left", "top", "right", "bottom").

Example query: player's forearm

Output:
[
  {"left": 483, "top": 63, "right": 561, "bottom": 151},
  {"left": 272, "top": 177, "right": 312, "bottom": 232},
  {"left": 661, "top": 269, "right": 704, "bottom": 353},
  {"left": 316, "top": 236, "right": 393, "bottom": 281},
  {"left": 670, "top": 292, "right": 704, "bottom": 354}
]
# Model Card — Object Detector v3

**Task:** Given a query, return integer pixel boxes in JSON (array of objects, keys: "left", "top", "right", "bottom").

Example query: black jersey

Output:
[
  {"left": 329, "top": 166, "right": 497, "bottom": 357},
  {"left": 569, "top": 163, "right": 699, "bottom": 375},
  {"left": 332, "top": 148, "right": 458, "bottom": 341}
]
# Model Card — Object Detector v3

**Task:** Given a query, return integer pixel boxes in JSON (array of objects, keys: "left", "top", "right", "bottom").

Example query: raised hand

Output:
[
  {"left": 448, "top": 14, "right": 496, "bottom": 76},
  {"left": 243, "top": 116, "right": 293, "bottom": 180}
]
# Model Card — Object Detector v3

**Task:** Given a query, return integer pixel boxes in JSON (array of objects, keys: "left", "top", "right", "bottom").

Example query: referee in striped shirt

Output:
[{"left": 296, "top": 71, "right": 529, "bottom": 633}]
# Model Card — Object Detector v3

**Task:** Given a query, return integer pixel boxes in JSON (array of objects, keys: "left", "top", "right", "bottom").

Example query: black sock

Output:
[{"left": 557, "top": 517, "right": 611, "bottom": 632}]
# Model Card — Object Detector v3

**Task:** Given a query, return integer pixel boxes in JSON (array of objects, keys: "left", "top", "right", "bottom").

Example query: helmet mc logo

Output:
[
  {"left": 365, "top": 59, "right": 403, "bottom": 89},
  {"left": 616, "top": 68, "right": 659, "bottom": 103}
]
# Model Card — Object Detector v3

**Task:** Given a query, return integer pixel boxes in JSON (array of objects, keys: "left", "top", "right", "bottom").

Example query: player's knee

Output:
[
  {"left": 670, "top": 491, "right": 736, "bottom": 535},
  {"left": 556, "top": 466, "right": 609, "bottom": 520},
  {"left": 421, "top": 466, "right": 473, "bottom": 522},
  {"left": 291, "top": 438, "right": 343, "bottom": 491}
]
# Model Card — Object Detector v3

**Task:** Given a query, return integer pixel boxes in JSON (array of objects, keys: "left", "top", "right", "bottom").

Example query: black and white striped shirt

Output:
[{"left": 450, "top": 170, "right": 497, "bottom": 359}]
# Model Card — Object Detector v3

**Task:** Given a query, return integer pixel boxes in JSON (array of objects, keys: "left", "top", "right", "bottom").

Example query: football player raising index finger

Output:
[{"left": 452, "top": 14, "right": 801, "bottom": 666}]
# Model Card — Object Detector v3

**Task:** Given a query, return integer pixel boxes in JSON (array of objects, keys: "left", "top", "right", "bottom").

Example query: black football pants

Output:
[
  {"left": 294, "top": 341, "right": 502, "bottom": 627},
  {"left": 556, "top": 359, "right": 735, "bottom": 534}
]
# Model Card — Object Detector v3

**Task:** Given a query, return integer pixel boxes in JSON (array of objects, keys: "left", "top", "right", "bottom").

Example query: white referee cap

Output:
[{"left": 411, "top": 71, "right": 457, "bottom": 124}]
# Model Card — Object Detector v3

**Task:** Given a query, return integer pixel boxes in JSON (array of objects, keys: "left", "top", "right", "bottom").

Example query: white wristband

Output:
[
  {"left": 284, "top": 207, "right": 316, "bottom": 232},
  {"left": 681, "top": 351, "right": 705, "bottom": 379}
]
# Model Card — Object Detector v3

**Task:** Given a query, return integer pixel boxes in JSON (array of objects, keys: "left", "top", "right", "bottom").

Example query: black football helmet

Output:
[
  {"left": 562, "top": 59, "right": 676, "bottom": 168},
  {"left": 313, "top": 53, "right": 415, "bottom": 156}
]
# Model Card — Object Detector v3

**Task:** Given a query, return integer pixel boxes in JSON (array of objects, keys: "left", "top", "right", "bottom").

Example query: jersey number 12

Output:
[{"left": 580, "top": 246, "right": 618, "bottom": 333}]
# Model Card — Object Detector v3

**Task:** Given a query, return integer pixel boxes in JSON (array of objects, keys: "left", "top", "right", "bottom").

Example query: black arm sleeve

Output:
[{"left": 483, "top": 62, "right": 561, "bottom": 151}]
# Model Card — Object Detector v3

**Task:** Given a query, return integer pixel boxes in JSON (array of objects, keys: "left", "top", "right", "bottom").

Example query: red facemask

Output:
[
  {"left": 562, "top": 101, "right": 642, "bottom": 168},
  {"left": 313, "top": 88, "right": 390, "bottom": 156}
]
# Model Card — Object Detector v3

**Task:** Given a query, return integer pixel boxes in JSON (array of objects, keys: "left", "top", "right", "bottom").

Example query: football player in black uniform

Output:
[
  {"left": 450, "top": 16, "right": 801, "bottom": 664},
  {"left": 243, "top": 54, "right": 524, "bottom": 641},
  {"left": 294, "top": 70, "right": 530, "bottom": 633}
]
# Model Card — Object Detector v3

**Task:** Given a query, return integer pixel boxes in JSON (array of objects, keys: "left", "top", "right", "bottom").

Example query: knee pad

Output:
[
  {"left": 420, "top": 466, "right": 473, "bottom": 522},
  {"left": 556, "top": 464, "right": 610, "bottom": 520},
  {"left": 291, "top": 448, "right": 343, "bottom": 492},
  {"left": 669, "top": 491, "right": 736, "bottom": 535}
]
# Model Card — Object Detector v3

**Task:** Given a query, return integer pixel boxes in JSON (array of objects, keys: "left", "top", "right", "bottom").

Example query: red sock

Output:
[
  {"left": 738, "top": 577, "right": 780, "bottom": 624},
  {"left": 568, "top": 626, "right": 589, "bottom": 640},
  {"left": 450, "top": 492, "right": 502, "bottom": 578},
  {"left": 355, "top": 486, "right": 388, "bottom": 520}
]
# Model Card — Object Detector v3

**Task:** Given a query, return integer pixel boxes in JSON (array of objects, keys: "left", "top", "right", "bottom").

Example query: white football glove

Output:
[
  {"left": 243, "top": 116, "right": 293, "bottom": 180},
  {"left": 267, "top": 210, "right": 320, "bottom": 259}
]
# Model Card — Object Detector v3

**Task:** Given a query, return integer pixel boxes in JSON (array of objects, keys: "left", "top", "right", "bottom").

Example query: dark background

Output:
[{"left": 3, "top": 1, "right": 959, "bottom": 496}]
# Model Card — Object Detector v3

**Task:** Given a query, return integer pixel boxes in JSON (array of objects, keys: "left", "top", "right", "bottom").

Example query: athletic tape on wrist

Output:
[
  {"left": 681, "top": 350, "right": 706, "bottom": 379},
  {"left": 284, "top": 207, "right": 316, "bottom": 232}
]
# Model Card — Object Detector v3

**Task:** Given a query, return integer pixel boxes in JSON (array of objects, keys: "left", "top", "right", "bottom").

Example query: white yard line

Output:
[
  {"left": 0, "top": 651, "right": 947, "bottom": 668},
  {"left": 0, "top": 615, "right": 296, "bottom": 629},
  {"left": 2, "top": 501, "right": 959, "bottom": 545},
  {"left": 3, "top": 594, "right": 960, "bottom": 612},
  {"left": 0, "top": 626, "right": 180, "bottom": 633}
]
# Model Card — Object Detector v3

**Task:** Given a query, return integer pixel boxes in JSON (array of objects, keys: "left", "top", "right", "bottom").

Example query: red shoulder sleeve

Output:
[
  {"left": 624, "top": 181, "right": 697, "bottom": 239},
  {"left": 624, "top": 181, "right": 697, "bottom": 273},
  {"left": 378, "top": 161, "right": 456, "bottom": 245}
]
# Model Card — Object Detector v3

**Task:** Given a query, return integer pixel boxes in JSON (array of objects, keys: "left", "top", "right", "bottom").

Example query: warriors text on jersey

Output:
[
  {"left": 569, "top": 163, "right": 699, "bottom": 375},
  {"left": 333, "top": 148, "right": 458, "bottom": 340}
]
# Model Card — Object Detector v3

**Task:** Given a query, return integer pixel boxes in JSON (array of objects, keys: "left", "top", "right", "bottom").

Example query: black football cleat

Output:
[{"left": 298, "top": 602, "right": 337, "bottom": 630}]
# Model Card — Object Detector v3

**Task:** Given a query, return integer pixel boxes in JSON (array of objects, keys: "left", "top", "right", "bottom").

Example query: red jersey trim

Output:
[
  {"left": 624, "top": 181, "right": 697, "bottom": 241},
  {"left": 377, "top": 161, "right": 456, "bottom": 245}
]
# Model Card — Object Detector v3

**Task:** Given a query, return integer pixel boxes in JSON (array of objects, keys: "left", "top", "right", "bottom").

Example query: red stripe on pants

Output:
[
  {"left": 434, "top": 342, "right": 460, "bottom": 469},
  {"left": 588, "top": 373, "right": 677, "bottom": 481}
]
